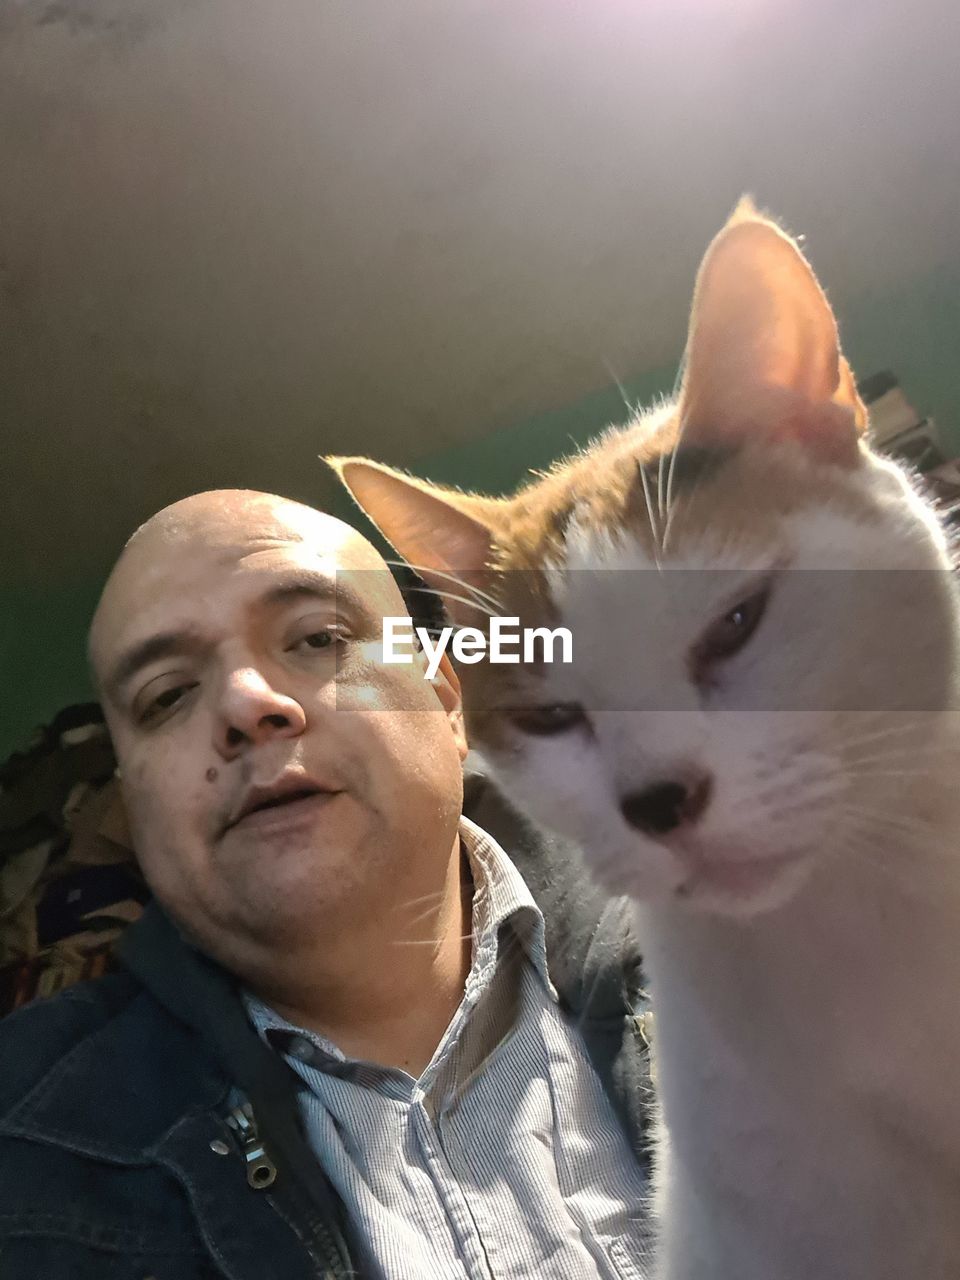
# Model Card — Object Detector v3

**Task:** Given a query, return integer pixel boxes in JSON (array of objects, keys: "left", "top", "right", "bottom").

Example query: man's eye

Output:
[
  {"left": 297, "top": 627, "right": 346, "bottom": 651},
  {"left": 140, "top": 683, "right": 194, "bottom": 723},
  {"left": 506, "top": 702, "right": 588, "bottom": 736},
  {"left": 692, "top": 584, "right": 770, "bottom": 677}
]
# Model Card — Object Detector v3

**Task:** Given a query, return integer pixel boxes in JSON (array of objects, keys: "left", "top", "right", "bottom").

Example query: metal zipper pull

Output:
[{"left": 226, "top": 1102, "right": 278, "bottom": 1190}]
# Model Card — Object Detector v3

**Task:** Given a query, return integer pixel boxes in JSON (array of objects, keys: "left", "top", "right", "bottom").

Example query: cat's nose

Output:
[{"left": 619, "top": 773, "right": 713, "bottom": 836}]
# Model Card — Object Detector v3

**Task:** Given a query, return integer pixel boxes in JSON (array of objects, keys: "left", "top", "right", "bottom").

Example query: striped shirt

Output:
[{"left": 245, "top": 816, "right": 651, "bottom": 1279}]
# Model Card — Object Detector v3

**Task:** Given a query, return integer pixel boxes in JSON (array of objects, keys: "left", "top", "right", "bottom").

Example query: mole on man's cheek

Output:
[{"left": 206, "top": 767, "right": 218, "bottom": 783}]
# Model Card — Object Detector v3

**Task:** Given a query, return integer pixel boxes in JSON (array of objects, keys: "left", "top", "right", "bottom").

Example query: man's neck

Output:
[{"left": 248, "top": 835, "right": 473, "bottom": 1077}]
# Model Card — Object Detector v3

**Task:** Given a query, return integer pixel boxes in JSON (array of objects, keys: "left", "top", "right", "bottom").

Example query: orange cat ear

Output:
[
  {"left": 677, "top": 198, "right": 867, "bottom": 466},
  {"left": 325, "top": 456, "right": 504, "bottom": 620}
]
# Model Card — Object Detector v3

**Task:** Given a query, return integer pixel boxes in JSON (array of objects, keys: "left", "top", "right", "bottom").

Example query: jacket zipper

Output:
[
  {"left": 226, "top": 1102, "right": 278, "bottom": 1190},
  {"left": 225, "top": 1101, "right": 349, "bottom": 1277}
]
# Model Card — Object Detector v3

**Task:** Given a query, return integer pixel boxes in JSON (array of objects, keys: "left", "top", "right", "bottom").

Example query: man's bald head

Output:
[
  {"left": 89, "top": 489, "right": 396, "bottom": 690},
  {"left": 120, "top": 489, "right": 385, "bottom": 566},
  {"left": 87, "top": 487, "right": 467, "bottom": 968}
]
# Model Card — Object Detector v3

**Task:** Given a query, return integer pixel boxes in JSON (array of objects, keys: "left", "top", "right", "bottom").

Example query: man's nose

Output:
[{"left": 214, "top": 666, "right": 306, "bottom": 759}]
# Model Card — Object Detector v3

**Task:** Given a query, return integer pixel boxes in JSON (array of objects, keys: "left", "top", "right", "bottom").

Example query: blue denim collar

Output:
[{"left": 0, "top": 971, "right": 229, "bottom": 1163}]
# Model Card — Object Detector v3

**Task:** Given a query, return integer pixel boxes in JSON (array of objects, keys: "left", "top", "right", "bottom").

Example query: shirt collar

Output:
[{"left": 459, "top": 814, "right": 551, "bottom": 989}]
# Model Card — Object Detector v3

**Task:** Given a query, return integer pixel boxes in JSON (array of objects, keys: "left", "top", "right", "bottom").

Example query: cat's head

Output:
[{"left": 328, "top": 201, "right": 959, "bottom": 917}]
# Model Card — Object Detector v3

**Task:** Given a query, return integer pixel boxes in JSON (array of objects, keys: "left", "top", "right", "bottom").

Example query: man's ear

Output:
[
  {"left": 101, "top": 778, "right": 134, "bottom": 851},
  {"left": 677, "top": 197, "right": 867, "bottom": 466},
  {"left": 326, "top": 457, "right": 506, "bottom": 626},
  {"left": 428, "top": 651, "right": 468, "bottom": 763}
]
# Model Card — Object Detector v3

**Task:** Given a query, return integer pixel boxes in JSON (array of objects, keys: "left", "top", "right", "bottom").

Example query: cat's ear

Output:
[
  {"left": 677, "top": 198, "right": 867, "bottom": 467},
  {"left": 325, "top": 456, "right": 504, "bottom": 623}
]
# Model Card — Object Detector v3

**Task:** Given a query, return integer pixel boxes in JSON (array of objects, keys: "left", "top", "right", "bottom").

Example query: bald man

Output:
[{"left": 0, "top": 491, "right": 654, "bottom": 1280}]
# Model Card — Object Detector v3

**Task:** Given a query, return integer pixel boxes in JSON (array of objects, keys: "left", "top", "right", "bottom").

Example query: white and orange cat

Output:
[{"left": 329, "top": 201, "right": 960, "bottom": 1279}]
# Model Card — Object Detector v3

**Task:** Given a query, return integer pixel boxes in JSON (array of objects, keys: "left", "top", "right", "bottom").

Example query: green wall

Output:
[
  {"left": 3, "top": 260, "right": 958, "bottom": 763},
  {"left": 1, "top": 577, "right": 103, "bottom": 759},
  {"left": 841, "top": 262, "right": 960, "bottom": 457}
]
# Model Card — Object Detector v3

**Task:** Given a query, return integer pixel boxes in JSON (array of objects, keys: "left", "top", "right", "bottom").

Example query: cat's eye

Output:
[
  {"left": 506, "top": 702, "right": 588, "bottom": 736},
  {"left": 692, "top": 585, "right": 770, "bottom": 677}
]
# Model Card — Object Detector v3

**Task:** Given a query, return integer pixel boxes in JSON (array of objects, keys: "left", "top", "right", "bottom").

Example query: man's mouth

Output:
[{"left": 225, "top": 777, "right": 342, "bottom": 832}]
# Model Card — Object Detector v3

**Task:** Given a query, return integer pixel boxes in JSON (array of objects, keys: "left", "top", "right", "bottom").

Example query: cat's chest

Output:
[
  {"left": 639, "top": 897, "right": 960, "bottom": 1280},
  {"left": 646, "top": 918, "right": 960, "bottom": 1162},
  {"left": 652, "top": 998, "right": 960, "bottom": 1280}
]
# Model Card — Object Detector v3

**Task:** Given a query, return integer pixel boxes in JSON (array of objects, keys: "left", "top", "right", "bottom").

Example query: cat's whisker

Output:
[
  {"left": 403, "top": 900, "right": 463, "bottom": 930},
  {"left": 748, "top": 781, "right": 838, "bottom": 813},
  {"left": 840, "top": 803, "right": 951, "bottom": 849},
  {"left": 382, "top": 558, "right": 505, "bottom": 613},
  {"left": 830, "top": 836, "right": 940, "bottom": 900},
  {"left": 603, "top": 358, "right": 640, "bottom": 422},
  {"left": 635, "top": 459, "right": 663, "bottom": 569},
  {"left": 393, "top": 931, "right": 475, "bottom": 949},
  {"left": 746, "top": 759, "right": 837, "bottom": 797},
  {"left": 403, "top": 585, "right": 501, "bottom": 622},
  {"left": 396, "top": 881, "right": 472, "bottom": 927},
  {"left": 663, "top": 444, "right": 679, "bottom": 528},
  {"left": 663, "top": 355, "right": 691, "bottom": 534},
  {"left": 843, "top": 766, "right": 930, "bottom": 781},
  {"left": 663, "top": 419, "right": 712, "bottom": 556},
  {"left": 660, "top": 488, "right": 687, "bottom": 556},
  {"left": 843, "top": 745, "right": 944, "bottom": 768},
  {"left": 834, "top": 808, "right": 931, "bottom": 860},
  {"left": 838, "top": 718, "right": 925, "bottom": 742},
  {"left": 397, "top": 890, "right": 444, "bottom": 914},
  {"left": 834, "top": 827, "right": 959, "bottom": 900},
  {"left": 767, "top": 794, "right": 841, "bottom": 823},
  {"left": 832, "top": 719, "right": 928, "bottom": 755},
  {"left": 841, "top": 799, "right": 931, "bottom": 826}
]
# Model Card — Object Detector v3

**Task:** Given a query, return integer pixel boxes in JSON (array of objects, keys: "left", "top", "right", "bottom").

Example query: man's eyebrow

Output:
[
  {"left": 106, "top": 629, "right": 205, "bottom": 699},
  {"left": 259, "top": 570, "right": 375, "bottom": 615},
  {"left": 260, "top": 571, "right": 339, "bottom": 607}
]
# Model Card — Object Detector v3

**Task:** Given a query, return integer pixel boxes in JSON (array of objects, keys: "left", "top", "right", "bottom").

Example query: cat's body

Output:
[
  {"left": 330, "top": 201, "right": 960, "bottom": 1277},
  {"left": 646, "top": 825, "right": 960, "bottom": 1279}
]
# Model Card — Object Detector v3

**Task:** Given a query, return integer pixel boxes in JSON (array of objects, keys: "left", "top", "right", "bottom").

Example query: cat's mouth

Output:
[{"left": 673, "top": 844, "right": 810, "bottom": 911}]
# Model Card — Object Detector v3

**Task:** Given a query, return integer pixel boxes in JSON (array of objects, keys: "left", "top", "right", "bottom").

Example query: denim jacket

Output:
[{"left": 0, "top": 778, "right": 653, "bottom": 1279}]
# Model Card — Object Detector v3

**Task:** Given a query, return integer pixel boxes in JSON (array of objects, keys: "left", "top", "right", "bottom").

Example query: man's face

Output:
[{"left": 92, "top": 494, "right": 467, "bottom": 960}]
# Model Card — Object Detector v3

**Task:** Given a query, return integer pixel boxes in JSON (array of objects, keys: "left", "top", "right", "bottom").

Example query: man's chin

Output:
[{"left": 226, "top": 878, "right": 348, "bottom": 947}]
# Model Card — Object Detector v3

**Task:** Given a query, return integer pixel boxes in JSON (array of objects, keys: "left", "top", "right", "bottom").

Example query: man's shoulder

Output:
[
  {"left": 463, "top": 772, "right": 645, "bottom": 1011},
  {"left": 0, "top": 962, "right": 230, "bottom": 1169},
  {"left": 0, "top": 973, "right": 140, "bottom": 1111}
]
